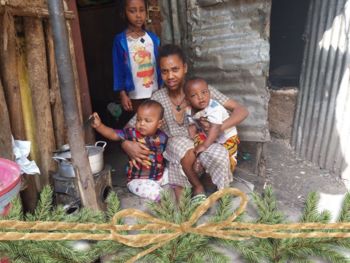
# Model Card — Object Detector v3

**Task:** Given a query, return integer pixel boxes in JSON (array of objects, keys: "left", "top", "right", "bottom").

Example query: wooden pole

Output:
[
  {"left": 1, "top": 15, "right": 38, "bottom": 211},
  {"left": 66, "top": 0, "right": 94, "bottom": 144},
  {"left": 17, "top": 25, "right": 42, "bottom": 201},
  {"left": 66, "top": 20, "right": 83, "bottom": 125},
  {"left": 0, "top": 78, "right": 13, "bottom": 160},
  {"left": 0, "top": 6, "right": 74, "bottom": 19},
  {"left": 44, "top": 22, "right": 66, "bottom": 148},
  {"left": 24, "top": 17, "right": 56, "bottom": 187},
  {"left": 47, "top": 0, "right": 99, "bottom": 210},
  {"left": 0, "top": 14, "right": 25, "bottom": 140}
]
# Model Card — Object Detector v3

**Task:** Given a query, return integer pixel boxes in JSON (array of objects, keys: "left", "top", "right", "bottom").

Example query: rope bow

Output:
[
  {"left": 110, "top": 188, "right": 248, "bottom": 262},
  {"left": 2, "top": 188, "right": 350, "bottom": 263}
]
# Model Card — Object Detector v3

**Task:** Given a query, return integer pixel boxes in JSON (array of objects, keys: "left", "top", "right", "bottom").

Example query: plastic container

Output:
[
  {"left": 0, "top": 158, "right": 21, "bottom": 216},
  {"left": 107, "top": 102, "right": 122, "bottom": 120}
]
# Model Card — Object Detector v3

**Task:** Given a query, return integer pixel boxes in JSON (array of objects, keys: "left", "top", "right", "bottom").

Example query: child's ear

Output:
[{"left": 157, "top": 119, "right": 163, "bottom": 129}]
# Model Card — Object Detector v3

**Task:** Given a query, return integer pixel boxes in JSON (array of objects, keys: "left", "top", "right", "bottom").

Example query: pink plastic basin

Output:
[{"left": 0, "top": 158, "right": 21, "bottom": 216}]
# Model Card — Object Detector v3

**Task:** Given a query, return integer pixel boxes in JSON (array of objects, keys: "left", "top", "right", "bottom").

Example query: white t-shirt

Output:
[
  {"left": 127, "top": 33, "right": 158, "bottom": 99},
  {"left": 186, "top": 99, "right": 237, "bottom": 144}
]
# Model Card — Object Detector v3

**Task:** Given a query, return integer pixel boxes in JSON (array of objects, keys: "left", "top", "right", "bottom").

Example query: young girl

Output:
[{"left": 113, "top": 0, "right": 162, "bottom": 114}]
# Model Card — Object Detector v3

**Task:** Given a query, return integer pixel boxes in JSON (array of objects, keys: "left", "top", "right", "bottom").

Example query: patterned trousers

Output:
[
  {"left": 163, "top": 136, "right": 232, "bottom": 189},
  {"left": 194, "top": 133, "right": 240, "bottom": 172}
]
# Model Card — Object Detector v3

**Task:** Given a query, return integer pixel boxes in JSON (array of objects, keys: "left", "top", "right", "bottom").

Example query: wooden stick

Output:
[
  {"left": 0, "top": 14, "right": 25, "bottom": 140},
  {"left": 16, "top": 23, "right": 42, "bottom": 194},
  {"left": 0, "top": 6, "right": 74, "bottom": 19},
  {"left": 24, "top": 17, "right": 56, "bottom": 187},
  {"left": 66, "top": 20, "right": 83, "bottom": 125},
  {"left": 44, "top": 22, "right": 66, "bottom": 148},
  {"left": 66, "top": 0, "right": 94, "bottom": 144},
  {"left": 0, "top": 77, "right": 13, "bottom": 160}
]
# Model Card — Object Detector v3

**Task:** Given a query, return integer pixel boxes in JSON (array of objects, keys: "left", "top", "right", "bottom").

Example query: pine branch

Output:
[
  {"left": 300, "top": 192, "right": 320, "bottom": 222},
  {"left": 216, "top": 239, "right": 262, "bottom": 263},
  {"left": 178, "top": 188, "right": 198, "bottom": 222},
  {"left": 211, "top": 195, "right": 243, "bottom": 223},
  {"left": 189, "top": 245, "right": 229, "bottom": 263},
  {"left": 105, "top": 191, "right": 120, "bottom": 222},
  {"left": 147, "top": 190, "right": 177, "bottom": 223},
  {"left": 25, "top": 186, "right": 53, "bottom": 221},
  {"left": 251, "top": 185, "right": 285, "bottom": 224},
  {"left": 3, "top": 197, "right": 23, "bottom": 220},
  {"left": 338, "top": 192, "right": 350, "bottom": 222}
]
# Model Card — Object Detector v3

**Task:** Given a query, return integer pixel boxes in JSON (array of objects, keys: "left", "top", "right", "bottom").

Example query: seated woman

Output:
[{"left": 121, "top": 44, "right": 248, "bottom": 200}]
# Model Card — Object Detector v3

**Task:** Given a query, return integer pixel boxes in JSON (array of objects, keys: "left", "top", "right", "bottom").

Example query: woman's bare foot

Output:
[{"left": 192, "top": 185, "right": 205, "bottom": 196}]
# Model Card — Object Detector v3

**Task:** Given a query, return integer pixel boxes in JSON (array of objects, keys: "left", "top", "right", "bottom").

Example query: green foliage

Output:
[
  {"left": 251, "top": 185, "right": 285, "bottom": 224},
  {"left": 2, "top": 185, "right": 350, "bottom": 262},
  {"left": 141, "top": 188, "right": 232, "bottom": 263},
  {"left": 218, "top": 186, "right": 350, "bottom": 263},
  {"left": 0, "top": 186, "right": 129, "bottom": 263}
]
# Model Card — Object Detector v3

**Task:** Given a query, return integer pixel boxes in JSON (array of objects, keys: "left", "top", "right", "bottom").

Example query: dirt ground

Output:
[
  {"left": 104, "top": 136, "right": 347, "bottom": 221},
  {"left": 236, "top": 138, "right": 347, "bottom": 220}
]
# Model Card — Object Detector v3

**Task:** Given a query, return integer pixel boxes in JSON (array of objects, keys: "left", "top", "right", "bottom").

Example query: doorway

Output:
[
  {"left": 269, "top": 0, "right": 311, "bottom": 89},
  {"left": 78, "top": 0, "right": 125, "bottom": 128}
]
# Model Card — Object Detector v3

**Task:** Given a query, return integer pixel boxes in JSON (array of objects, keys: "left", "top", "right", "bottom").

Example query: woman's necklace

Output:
[{"left": 169, "top": 95, "right": 186, "bottom": 112}]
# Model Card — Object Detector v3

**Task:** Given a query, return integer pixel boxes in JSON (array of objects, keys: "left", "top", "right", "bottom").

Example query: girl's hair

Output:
[{"left": 119, "top": 0, "right": 148, "bottom": 30}]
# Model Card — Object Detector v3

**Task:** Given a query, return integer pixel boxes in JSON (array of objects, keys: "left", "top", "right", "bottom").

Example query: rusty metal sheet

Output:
[
  {"left": 185, "top": 0, "right": 271, "bottom": 142},
  {"left": 292, "top": 0, "right": 350, "bottom": 181}
]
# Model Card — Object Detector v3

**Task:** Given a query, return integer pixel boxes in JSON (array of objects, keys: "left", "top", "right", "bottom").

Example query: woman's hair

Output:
[
  {"left": 119, "top": 0, "right": 148, "bottom": 29},
  {"left": 158, "top": 44, "right": 186, "bottom": 64}
]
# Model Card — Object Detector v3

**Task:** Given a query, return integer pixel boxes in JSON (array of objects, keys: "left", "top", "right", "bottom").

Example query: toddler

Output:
[
  {"left": 91, "top": 100, "right": 167, "bottom": 201},
  {"left": 184, "top": 77, "right": 240, "bottom": 174}
]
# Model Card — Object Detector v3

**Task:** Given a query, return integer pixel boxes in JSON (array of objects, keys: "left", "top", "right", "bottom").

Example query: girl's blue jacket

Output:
[{"left": 112, "top": 30, "right": 162, "bottom": 93}]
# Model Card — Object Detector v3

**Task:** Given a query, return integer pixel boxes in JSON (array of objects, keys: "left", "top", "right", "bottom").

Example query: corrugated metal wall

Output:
[
  {"left": 185, "top": 0, "right": 271, "bottom": 142},
  {"left": 292, "top": 0, "right": 350, "bottom": 181}
]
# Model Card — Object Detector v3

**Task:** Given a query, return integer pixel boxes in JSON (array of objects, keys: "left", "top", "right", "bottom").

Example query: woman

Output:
[{"left": 121, "top": 44, "right": 248, "bottom": 199}]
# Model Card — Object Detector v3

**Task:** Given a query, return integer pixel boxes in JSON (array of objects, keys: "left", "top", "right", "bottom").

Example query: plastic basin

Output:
[{"left": 0, "top": 158, "right": 21, "bottom": 216}]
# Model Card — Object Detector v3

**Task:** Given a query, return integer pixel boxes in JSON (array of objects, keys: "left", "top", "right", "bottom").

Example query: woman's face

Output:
[{"left": 160, "top": 55, "right": 188, "bottom": 92}]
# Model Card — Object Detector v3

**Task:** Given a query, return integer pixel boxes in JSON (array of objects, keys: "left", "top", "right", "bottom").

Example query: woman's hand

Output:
[
  {"left": 194, "top": 144, "right": 207, "bottom": 156},
  {"left": 121, "top": 140, "right": 151, "bottom": 168},
  {"left": 222, "top": 99, "right": 249, "bottom": 132},
  {"left": 120, "top": 91, "right": 133, "bottom": 111}
]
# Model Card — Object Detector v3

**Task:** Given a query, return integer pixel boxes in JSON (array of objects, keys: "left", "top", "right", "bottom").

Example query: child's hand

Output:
[
  {"left": 194, "top": 144, "right": 207, "bottom": 156},
  {"left": 198, "top": 117, "right": 211, "bottom": 132},
  {"left": 188, "top": 124, "right": 197, "bottom": 139},
  {"left": 90, "top": 112, "right": 102, "bottom": 129},
  {"left": 120, "top": 91, "right": 133, "bottom": 111}
]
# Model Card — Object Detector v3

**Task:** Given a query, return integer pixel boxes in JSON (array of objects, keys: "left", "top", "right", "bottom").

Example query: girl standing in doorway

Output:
[{"left": 113, "top": 0, "right": 162, "bottom": 115}]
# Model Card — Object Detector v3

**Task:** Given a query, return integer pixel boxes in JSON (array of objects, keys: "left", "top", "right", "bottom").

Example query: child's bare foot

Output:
[{"left": 193, "top": 158, "right": 205, "bottom": 175}]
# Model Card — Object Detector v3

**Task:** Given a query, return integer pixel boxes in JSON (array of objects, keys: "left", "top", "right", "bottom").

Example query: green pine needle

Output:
[{"left": 338, "top": 192, "right": 350, "bottom": 222}]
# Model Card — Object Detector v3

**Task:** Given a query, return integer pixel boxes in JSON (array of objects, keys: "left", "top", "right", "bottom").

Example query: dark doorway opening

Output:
[
  {"left": 269, "top": 0, "right": 311, "bottom": 89},
  {"left": 78, "top": 1, "right": 126, "bottom": 128}
]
